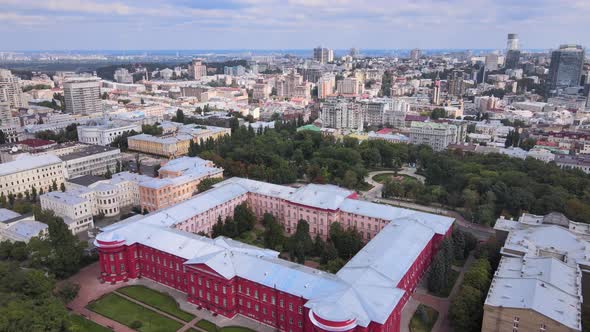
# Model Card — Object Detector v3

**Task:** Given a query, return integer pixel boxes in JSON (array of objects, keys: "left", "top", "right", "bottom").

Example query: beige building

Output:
[
  {"left": 0, "top": 69, "right": 25, "bottom": 109},
  {"left": 63, "top": 76, "right": 102, "bottom": 114},
  {"left": 336, "top": 77, "right": 363, "bottom": 95},
  {"left": 128, "top": 124, "right": 230, "bottom": 158},
  {"left": 317, "top": 75, "right": 335, "bottom": 99},
  {"left": 40, "top": 190, "right": 94, "bottom": 235},
  {"left": 483, "top": 213, "right": 587, "bottom": 332},
  {"left": 189, "top": 59, "right": 207, "bottom": 79},
  {"left": 0, "top": 154, "right": 65, "bottom": 197},
  {"left": 409, "top": 122, "right": 463, "bottom": 151}
]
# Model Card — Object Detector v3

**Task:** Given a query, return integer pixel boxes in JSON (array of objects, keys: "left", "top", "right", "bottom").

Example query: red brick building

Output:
[{"left": 95, "top": 178, "right": 454, "bottom": 332}]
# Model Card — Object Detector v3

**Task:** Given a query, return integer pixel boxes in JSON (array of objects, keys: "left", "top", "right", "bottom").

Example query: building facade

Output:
[
  {"left": 320, "top": 98, "right": 363, "bottom": 130},
  {"left": 548, "top": 44, "right": 585, "bottom": 91},
  {"left": 409, "top": 122, "right": 463, "bottom": 151},
  {"left": 61, "top": 145, "right": 121, "bottom": 179},
  {"left": 40, "top": 190, "right": 95, "bottom": 234},
  {"left": 95, "top": 177, "right": 454, "bottom": 332},
  {"left": 63, "top": 76, "right": 102, "bottom": 114},
  {"left": 0, "top": 69, "right": 25, "bottom": 109},
  {"left": 77, "top": 121, "right": 142, "bottom": 146},
  {"left": 0, "top": 154, "right": 65, "bottom": 197}
]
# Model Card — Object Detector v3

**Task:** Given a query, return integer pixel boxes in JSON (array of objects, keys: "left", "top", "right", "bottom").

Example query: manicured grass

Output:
[
  {"left": 372, "top": 173, "right": 416, "bottom": 184},
  {"left": 431, "top": 269, "right": 460, "bottom": 298},
  {"left": 409, "top": 304, "right": 438, "bottom": 332},
  {"left": 87, "top": 293, "right": 183, "bottom": 332},
  {"left": 69, "top": 314, "right": 111, "bottom": 332},
  {"left": 195, "top": 320, "right": 256, "bottom": 332},
  {"left": 196, "top": 319, "right": 218, "bottom": 332},
  {"left": 117, "top": 285, "right": 195, "bottom": 322}
]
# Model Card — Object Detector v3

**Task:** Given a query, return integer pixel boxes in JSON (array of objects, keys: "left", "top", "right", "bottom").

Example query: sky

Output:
[{"left": 0, "top": 0, "right": 589, "bottom": 51}]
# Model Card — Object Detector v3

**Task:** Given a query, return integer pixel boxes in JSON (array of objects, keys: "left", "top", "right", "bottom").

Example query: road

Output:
[{"left": 363, "top": 169, "right": 494, "bottom": 241}]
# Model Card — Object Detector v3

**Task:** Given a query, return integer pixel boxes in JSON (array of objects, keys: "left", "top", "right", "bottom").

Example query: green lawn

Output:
[
  {"left": 117, "top": 285, "right": 195, "bottom": 322},
  {"left": 87, "top": 293, "right": 183, "bottom": 332},
  {"left": 196, "top": 319, "right": 218, "bottom": 332},
  {"left": 372, "top": 173, "right": 416, "bottom": 184},
  {"left": 410, "top": 304, "right": 438, "bottom": 332},
  {"left": 431, "top": 269, "right": 460, "bottom": 298},
  {"left": 195, "top": 319, "right": 256, "bottom": 332},
  {"left": 69, "top": 314, "right": 111, "bottom": 332}
]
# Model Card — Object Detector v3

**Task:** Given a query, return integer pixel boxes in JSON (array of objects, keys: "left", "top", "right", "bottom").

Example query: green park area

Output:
[{"left": 117, "top": 285, "right": 195, "bottom": 322}]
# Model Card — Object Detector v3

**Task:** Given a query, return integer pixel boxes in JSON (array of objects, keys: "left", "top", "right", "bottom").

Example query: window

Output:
[
  {"left": 298, "top": 306, "right": 303, "bottom": 314},
  {"left": 280, "top": 299, "right": 284, "bottom": 308},
  {"left": 539, "top": 324, "right": 546, "bottom": 331},
  {"left": 289, "top": 303, "right": 293, "bottom": 311}
]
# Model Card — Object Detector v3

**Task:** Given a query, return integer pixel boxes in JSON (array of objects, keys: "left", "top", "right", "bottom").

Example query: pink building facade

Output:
[{"left": 95, "top": 178, "right": 454, "bottom": 332}]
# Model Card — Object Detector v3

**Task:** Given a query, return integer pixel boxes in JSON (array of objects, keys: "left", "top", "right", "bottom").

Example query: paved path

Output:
[
  {"left": 402, "top": 254, "right": 475, "bottom": 332},
  {"left": 363, "top": 169, "right": 494, "bottom": 241}
]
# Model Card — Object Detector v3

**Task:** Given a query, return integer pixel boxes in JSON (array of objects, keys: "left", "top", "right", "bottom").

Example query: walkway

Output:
[
  {"left": 400, "top": 254, "right": 475, "bottom": 332},
  {"left": 63, "top": 262, "right": 275, "bottom": 332}
]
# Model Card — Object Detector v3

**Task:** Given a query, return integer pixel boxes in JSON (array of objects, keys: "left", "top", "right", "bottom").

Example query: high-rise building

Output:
[
  {"left": 505, "top": 33, "right": 521, "bottom": 69},
  {"left": 63, "top": 76, "right": 102, "bottom": 114},
  {"left": 189, "top": 58, "right": 207, "bottom": 79},
  {"left": 313, "top": 47, "right": 334, "bottom": 64},
  {"left": 317, "top": 75, "right": 335, "bottom": 99},
  {"left": 113, "top": 68, "right": 134, "bottom": 84},
  {"left": 0, "top": 69, "right": 24, "bottom": 109},
  {"left": 336, "top": 77, "right": 363, "bottom": 95},
  {"left": 320, "top": 97, "right": 363, "bottom": 130},
  {"left": 485, "top": 54, "right": 499, "bottom": 71},
  {"left": 506, "top": 33, "right": 519, "bottom": 51},
  {"left": 410, "top": 49, "right": 422, "bottom": 61},
  {"left": 432, "top": 78, "right": 441, "bottom": 105},
  {"left": 547, "top": 44, "right": 585, "bottom": 91},
  {"left": 447, "top": 71, "right": 465, "bottom": 96},
  {"left": 350, "top": 47, "right": 359, "bottom": 58}
]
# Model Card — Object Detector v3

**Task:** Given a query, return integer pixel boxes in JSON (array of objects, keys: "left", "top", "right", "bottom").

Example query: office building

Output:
[
  {"left": 189, "top": 59, "right": 207, "bottom": 79},
  {"left": 0, "top": 154, "right": 65, "bottom": 197},
  {"left": 94, "top": 177, "right": 454, "bottom": 332},
  {"left": 114, "top": 68, "right": 134, "bottom": 84},
  {"left": 507, "top": 33, "right": 519, "bottom": 50},
  {"left": 313, "top": 47, "right": 334, "bottom": 64},
  {"left": 485, "top": 54, "right": 499, "bottom": 71},
  {"left": 483, "top": 213, "right": 588, "bottom": 332},
  {"left": 63, "top": 76, "right": 102, "bottom": 114},
  {"left": 60, "top": 145, "right": 121, "bottom": 179},
  {"left": 548, "top": 44, "right": 585, "bottom": 91},
  {"left": 0, "top": 69, "right": 24, "bottom": 109}
]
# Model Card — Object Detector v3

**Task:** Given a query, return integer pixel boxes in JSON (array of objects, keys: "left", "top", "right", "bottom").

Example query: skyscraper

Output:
[
  {"left": 432, "top": 76, "right": 441, "bottom": 105},
  {"left": 548, "top": 44, "right": 585, "bottom": 91},
  {"left": 313, "top": 47, "right": 334, "bottom": 64},
  {"left": 410, "top": 49, "right": 422, "bottom": 61},
  {"left": 189, "top": 59, "right": 207, "bottom": 79},
  {"left": 0, "top": 69, "right": 24, "bottom": 109},
  {"left": 63, "top": 76, "right": 102, "bottom": 114},
  {"left": 485, "top": 54, "right": 499, "bottom": 71},
  {"left": 349, "top": 48, "right": 359, "bottom": 58},
  {"left": 505, "top": 33, "right": 521, "bottom": 69}
]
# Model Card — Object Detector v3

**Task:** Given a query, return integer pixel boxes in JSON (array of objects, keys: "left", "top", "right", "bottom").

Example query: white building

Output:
[
  {"left": 114, "top": 68, "right": 133, "bottom": 84},
  {"left": 60, "top": 145, "right": 121, "bottom": 179},
  {"left": 0, "top": 154, "right": 65, "bottom": 197},
  {"left": 63, "top": 76, "right": 102, "bottom": 114},
  {"left": 0, "top": 209, "right": 48, "bottom": 242},
  {"left": 0, "top": 69, "right": 25, "bottom": 109},
  {"left": 77, "top": 120, "right": 142, "bottom": 146},
  {"left": 409, "top": 122, "right": 462, "bottom": 151},
  {"left": 40, "top": 190, "right": 94, "bottom": 235},
  {"left": 320, "top": 98, "right": 363, "bottom": 130}
]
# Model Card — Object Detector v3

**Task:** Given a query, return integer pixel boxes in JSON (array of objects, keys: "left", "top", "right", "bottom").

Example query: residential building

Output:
[
  {"left": 313, "top": 47, "right": 334, "bottom": 64},
  {"left": 63, "top": 76, "right": 102, "bottom": 114},
  {"left": 40, "top": 190, "right": 94, "bottom": 234},
  {"left": 139, "top": 156, "right": 224, "bottom": 212},
  {"left": 60, "top": 145, "right": 121, "bottom": 179},
  {"left": 548, "top": 44, "right": 585, "bottom": 91},
  {"left": 0, "top": 154, "right": 65, "bottom": 197},
  {"left": 317, "top": 75, "right": 335, "bottom": 99},
  {"left": 483, "top": 213, "right": 588, "bottom": 332},
  {"left": 409, "top": 122, "right": 463, "bottom": 151},
  {"left": 0, "top": 69, "right": 24, "bottom": 109},
  {"left": 447, "top": 71, "right": 465, "bottom": 96},
  {"left": 77, "top": 120, "right": 142, "bottom": 146},
  {"left": 432, "top": 79, "right": 441, "bottom": 105},
  {"left": 485, "top": 54, "right": 499, "bottom": 71},
  {"left": 0, "top": 209, "right": 47, "bottom": 243},
  {"left": 114, "top": 68, "right": 134, "bottom": 84},
  {"left": 336, "top": 77, "right": 363, "bottom": 95},
  {"left": 189, "top": 59, "right": 207, "bottom": 79},
  {"left": 252, "top": 83, "right": 271, "bottom": 100},
  {"left": 410, "top": 48, "right": 422, "bottom": 61},
  {"left": 94, "top": 177, "right": 454, "bottom": 331},
  {"left": 276, "top": 72, "right": 310, "bottom": 99},
  {"left": 224, "top": 66, "right": 246, "bottom": 76},
  {"left": 320, "top": 98, "right": 363, "bottom": 130}
]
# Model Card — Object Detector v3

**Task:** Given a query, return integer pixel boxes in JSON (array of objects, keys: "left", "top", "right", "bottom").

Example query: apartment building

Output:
[
  {"left": 189, "top": 59, "right": 207, "bottom": 79},
  {"left": 252, "top": 82, "right": 271, "bottom": 100},
  {"left": 336, "top": 77, "right": 363, "bottom": 95},
  {"left": 0, "top": 69, "right": 25, "bottom": 109},
  {"left": 77, "top": 120, "right": 142, "bottom": 146},
  {"left": 319, "top": 98, "right": 363, "bottom": 130},
  {"left": 483, "top": 213, "right": 587, "bottom": 332},
  {"left": 63, "top": 76, "right": 102, "bottom": 114},
  {"left": 94, "top": 177, "right": 454, "bottom": 332},
  {"left": 317, "top": 75, "right": 335, "bottom": 99},
  {"left": 0, "top": 154, "right": 65, "bottom": 197}
]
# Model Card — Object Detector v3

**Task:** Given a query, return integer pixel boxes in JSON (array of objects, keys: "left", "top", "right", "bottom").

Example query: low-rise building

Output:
[
  {"left": 40, "top": 190, "right": 94, "bottom": 235},
  {"left": 60, "top": 145, "right": 121, "bottom": 179},
  {"left": 0, "top": 154, "right": 65, "bottom": 197},
  {"left": 409, "top": 122, "right": 463, "bottom": 151},
  {"left": 0, "top": 208, "right": 48, "bottom": 242},
  {"left": 77, "top": 120, "right": 142, "bottom": 146}
]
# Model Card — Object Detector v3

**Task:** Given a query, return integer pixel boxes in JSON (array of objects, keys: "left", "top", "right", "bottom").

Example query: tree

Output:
[
  {"left": 449, "top": 285, "right": 484, "bottom": 332},
  {"left": 320, "top": 240, "right": 339, "bottom": 264},
  {"left": 212, "top": 216, "right": 224, "bottom": 238},
  {"left": 115, "top": 160, "right": 122, "bottom": 173},
  {"left": 175, "top": 109, "right": 185, "bottom": 123},
  {"left": 59, "top": 183, "right": 66, "bottom": 192},
  {"left": 263, "top": 213, "right": 285, "bottom": 250},
  {"left": 430, "top": 108, "right": 447, "bottom": 120},
  {"left": 51, "top": 180, "right": 58, "bottom": 192},
  {"left": 0, "top": 193, "right": 6, "bottom": 208},
  {"left": 287, "top": 220, "right": 314, "bottom": 263},
  {"left": 452, "top": 229, "right": 466, "bottom": 260},
  {"left": 234, "top": 203, "right": 256, "bottom": 234},
  {"left": 30, "top": 186, "right": 37, "bottom": 201},
  {"left": 197, "top": 177, "right": 223, "bottom": 192},
  {"left": 0, "top": 130, "right": 6, "bottom": 144}
]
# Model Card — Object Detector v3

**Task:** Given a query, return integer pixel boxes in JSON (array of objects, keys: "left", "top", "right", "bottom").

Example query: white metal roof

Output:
[{"left": 0, "top": 154, "right": 63, "bottom": 176}]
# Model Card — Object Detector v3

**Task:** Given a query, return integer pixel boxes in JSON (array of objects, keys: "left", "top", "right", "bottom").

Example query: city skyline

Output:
[{"left": 0, "top": 0, "right": 589, "bottom": 51}]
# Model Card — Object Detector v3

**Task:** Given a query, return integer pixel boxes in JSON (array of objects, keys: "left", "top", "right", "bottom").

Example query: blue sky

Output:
[{"left": 0, "top": 0, "right": 588, "bottom": 50}]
